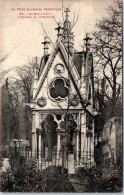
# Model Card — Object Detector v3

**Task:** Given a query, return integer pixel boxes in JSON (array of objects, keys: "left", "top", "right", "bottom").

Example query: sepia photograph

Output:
[{"left": 0, "top": 0, "right": 122, "bottom": 192}]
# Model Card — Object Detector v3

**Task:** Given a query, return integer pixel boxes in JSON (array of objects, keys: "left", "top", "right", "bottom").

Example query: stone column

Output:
[
  {"left": 31, "top": 112, "right": 36, "bottom": 157},
  {"left": 87, "top": 134, "right": 92, "bottom": 168},
  {"left": 87, "top": 136, "right": 90, "bottom": 163},
  {"left": 31, "top": 112, "right": 40, "bottom": 157},
  {"left": 38, "top": 129, "right": 42, "bottom": 170},
  {"left": 76, "top": 129, "right": 80, "bottom": 166},
  {"left": 80, "top": 110, "right": 87, "bottom": 163},
  {"left": 38, "top": 130, "right": 42, "bottom": 161},
  {"left": 35, "top": 112, "right": 40, "bottom": 129},
  {"left": 40, "top": 114, "right": 44, "bottom": 158},
  {"left": 56, "top": 127, "right": 61, "bottom": 160}
]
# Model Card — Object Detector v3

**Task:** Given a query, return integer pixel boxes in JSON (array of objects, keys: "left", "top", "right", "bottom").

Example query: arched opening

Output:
[
  {"left": 60, "top": 114, "right": 77, "bottom": 153},
  {"left": 41, "top": 114, "right": 58, "bottom": 161}
]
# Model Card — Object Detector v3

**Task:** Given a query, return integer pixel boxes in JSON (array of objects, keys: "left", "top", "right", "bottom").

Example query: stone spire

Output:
[
  {"left": 64, "top": 8, "right": 71, "bottom": 33},
  {"left": 83, "top": 33, "right": 92, "bottom": 52},
  {"left": 55, "top": 22, "right": 64, "bottom": 38},
  {"left": 34, "top": 57, "right": 39, "bottom": 80},
  {"left": 62, "top": 8, "right": 74, "bottom": 56},
  {"left": 33, "top": 57, "right": 39, "bottom": 99},
  {"left": 42, "top": 37, "right": 50, "bottom": 56}
]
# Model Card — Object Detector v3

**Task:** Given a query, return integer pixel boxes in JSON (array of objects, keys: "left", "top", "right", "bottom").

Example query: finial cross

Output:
[
  {"left": 84, "top": 33, "right": 92, "bottom": 49},
  {"left": 55, "top": 22, "right": 64, "bottom": 36},
  {"left": 65, "top": 8, "right": 70, "bottom": 13},
  {"left": 65, "top": 8, "right": 70, "bottom": 18}
]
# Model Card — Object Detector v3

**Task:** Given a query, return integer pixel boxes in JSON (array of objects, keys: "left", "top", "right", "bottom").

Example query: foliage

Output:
[
  {"left": 1, "top": 162, "right": 74, "bottom": 192},
  {"left": 83, "top": 157, "right": 122, "bottom": 192},
  {"left": 1, "top": 160, "right": 45, "bottom": 192}
]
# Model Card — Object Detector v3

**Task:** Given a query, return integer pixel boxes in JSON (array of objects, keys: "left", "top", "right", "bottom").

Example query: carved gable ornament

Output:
[{"left": 37, "top": 96, "right": 47, "bottom": 107}]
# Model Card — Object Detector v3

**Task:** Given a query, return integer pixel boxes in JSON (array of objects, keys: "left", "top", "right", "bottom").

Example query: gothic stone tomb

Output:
[{"left": 27, "top": 9, "right": 97, "bottom": 171}]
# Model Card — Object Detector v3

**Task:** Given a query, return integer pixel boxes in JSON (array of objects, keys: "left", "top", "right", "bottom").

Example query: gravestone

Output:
[{"left": 68, "top": 154, "right": 75, "bottom": 174}]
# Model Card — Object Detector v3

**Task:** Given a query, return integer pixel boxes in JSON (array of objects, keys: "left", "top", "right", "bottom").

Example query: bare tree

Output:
[
  {"left": 0, "top": 47, "right": 16, "bottom": 67},
  {"left": 92, "top": 0, "right": 122, "bottom": 116},
  {"left": 0, "top": 51, "right": 12, "bottom": 64},
  {"left": 14, "top": 64, "right": 34, "bottom": 103},
  {"left": 1, "top": 60, "right": 35, "bottom": 145}
]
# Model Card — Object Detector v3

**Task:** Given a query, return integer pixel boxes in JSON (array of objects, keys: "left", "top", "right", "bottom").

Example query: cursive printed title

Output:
[
  {"left": 11, "top": 8, "right": 62, "bottom": 19},
  {"left": 11, "top": 8, "right": 62, "bottom": 11}
]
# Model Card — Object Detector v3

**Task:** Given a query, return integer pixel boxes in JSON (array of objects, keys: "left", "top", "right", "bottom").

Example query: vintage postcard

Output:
[{"left": 0, "top": 0, "right": 122, "bottom": 192}]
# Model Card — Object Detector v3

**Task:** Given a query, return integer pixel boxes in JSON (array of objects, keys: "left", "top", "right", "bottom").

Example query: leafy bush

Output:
[
  {"left": 83, "top": 163, "right": 122, "bottom": 192},
  {"left": 1, "top": 159, "right": 45, "bottom": 192}
]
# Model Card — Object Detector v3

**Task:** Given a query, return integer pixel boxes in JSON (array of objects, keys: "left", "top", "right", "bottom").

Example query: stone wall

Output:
[{"left": 102, "top": 117, "right": 122, "bottom": 178}]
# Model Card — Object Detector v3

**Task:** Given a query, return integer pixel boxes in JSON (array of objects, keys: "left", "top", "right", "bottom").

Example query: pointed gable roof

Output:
[
  {"left": 34, "top": 38, "right": 85, "bottom": 105},
  {"left": 38, "top": 50, "right": 86, "bottom": 79},
  {"left": 33, "top": 38, "right": 95, "bottom": 117},
  {"left": 38, "top": 54, "right": 50, "bottom": 78}
]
